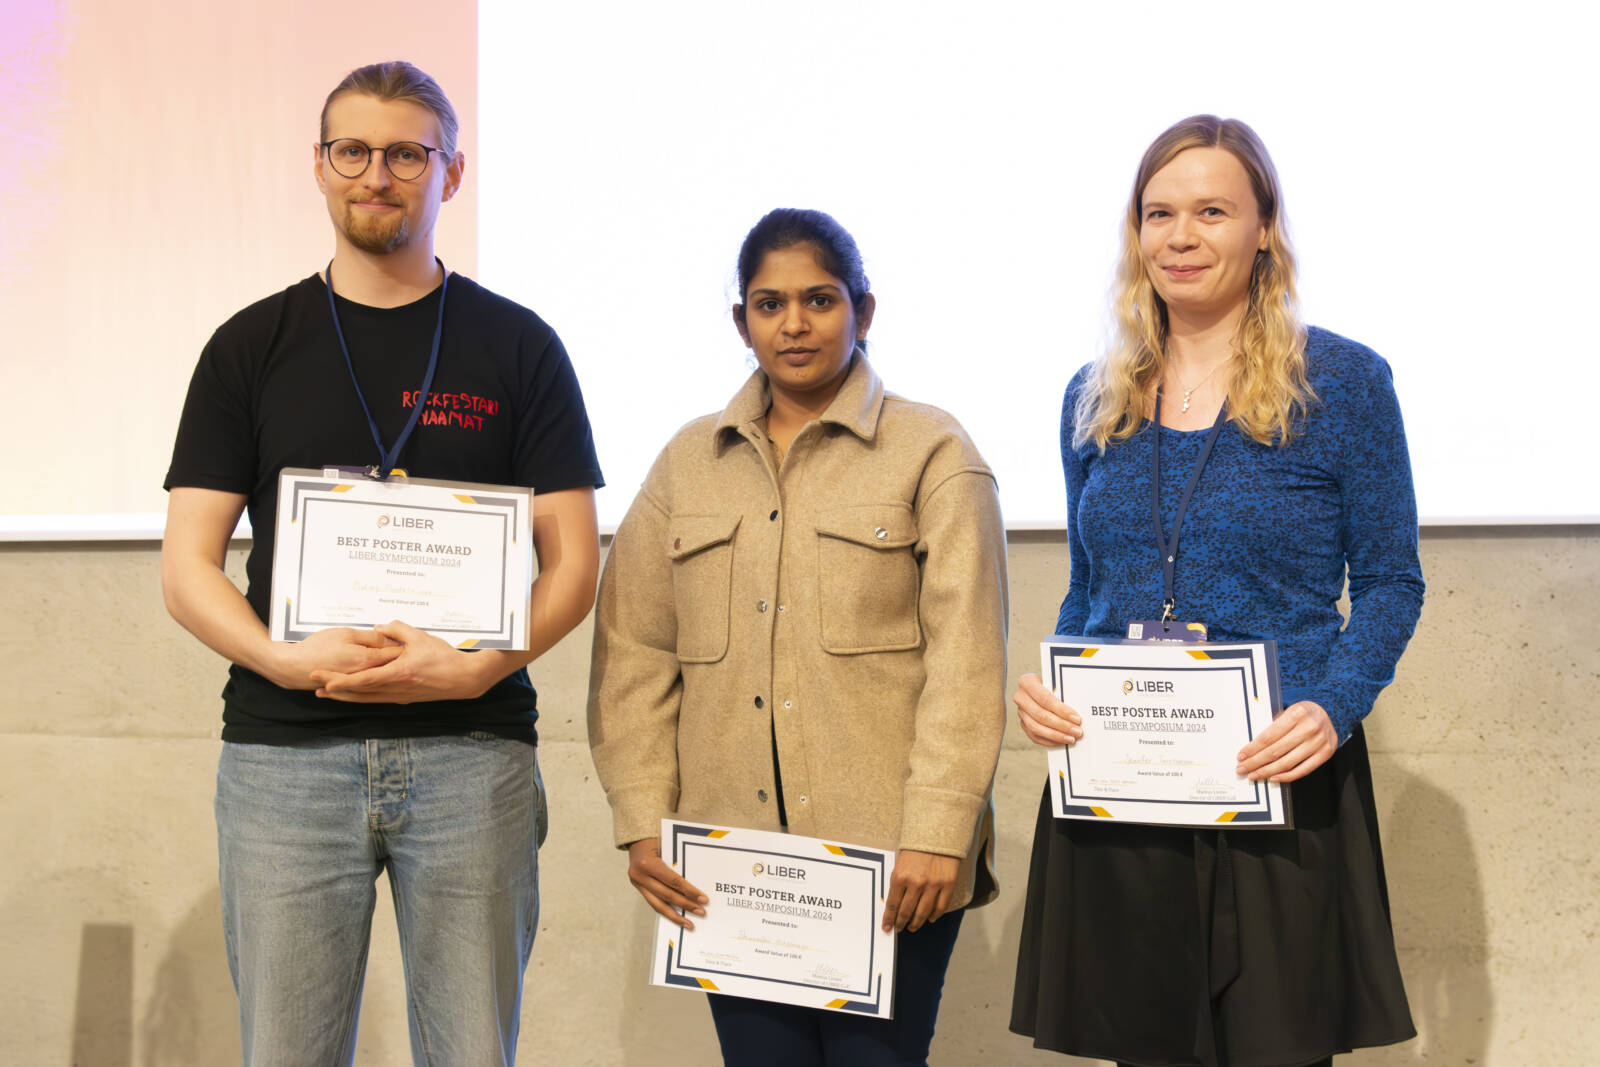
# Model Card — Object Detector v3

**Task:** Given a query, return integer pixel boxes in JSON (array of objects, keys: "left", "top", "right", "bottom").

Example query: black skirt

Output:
[{"left": 1010, "top": 727, "right": 1415, "bottom": 1067}]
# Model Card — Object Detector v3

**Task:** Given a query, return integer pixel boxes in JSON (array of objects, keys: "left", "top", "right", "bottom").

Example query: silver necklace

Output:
[{"left": 1172, "top": 357, "right": 1231, "bottom": 414}]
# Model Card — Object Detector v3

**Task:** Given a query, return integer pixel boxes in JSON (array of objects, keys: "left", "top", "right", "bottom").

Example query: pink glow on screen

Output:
[
  {"left": 0, "top": 0, "right": 475, "bottom": 519},
  {"left": 0, "top": 0, "right": 70, "bottom": 277}
]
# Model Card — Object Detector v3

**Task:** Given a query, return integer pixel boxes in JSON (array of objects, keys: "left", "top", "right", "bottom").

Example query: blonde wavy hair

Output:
[{"left": 1076, "top": 115, "right": 1312, "bottom": 450}]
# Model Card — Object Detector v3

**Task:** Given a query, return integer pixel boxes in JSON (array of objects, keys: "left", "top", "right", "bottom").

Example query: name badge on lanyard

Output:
[{"left": 1127, "top": 388, "right": 1227, "bottom": 643}]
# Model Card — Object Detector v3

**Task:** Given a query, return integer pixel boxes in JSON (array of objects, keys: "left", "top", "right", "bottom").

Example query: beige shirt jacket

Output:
[{"left": 587, "top": 355, "right": 1009, "bottom": 911}]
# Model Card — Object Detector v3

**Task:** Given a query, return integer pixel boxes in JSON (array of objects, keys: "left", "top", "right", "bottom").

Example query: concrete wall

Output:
[{"left": 1, "top": 528, "right": 1594, "bottom": 1065}]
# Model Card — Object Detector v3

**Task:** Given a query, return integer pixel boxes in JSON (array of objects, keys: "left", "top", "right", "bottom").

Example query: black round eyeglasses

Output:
[{"left": 320, "top": 138, "right": 444, "bottom": 181}]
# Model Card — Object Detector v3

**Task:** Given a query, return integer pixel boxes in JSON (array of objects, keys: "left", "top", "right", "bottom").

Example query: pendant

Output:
[{"left": 1181, "top": 389, "right": 1194, "bottom": 413}]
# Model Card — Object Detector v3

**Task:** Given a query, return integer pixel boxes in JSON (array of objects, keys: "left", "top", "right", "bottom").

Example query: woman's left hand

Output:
[
  {"left": 881, "top": 850, "right": 958, "bottom": 934},
  {"left": 1236, "top": 700, "right": 1337, "bottom": 782}
]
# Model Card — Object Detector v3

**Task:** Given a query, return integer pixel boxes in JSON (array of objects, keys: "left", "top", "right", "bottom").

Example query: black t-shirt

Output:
[{"left": 166, "top": 272, "right": 604, "bottom": 744}]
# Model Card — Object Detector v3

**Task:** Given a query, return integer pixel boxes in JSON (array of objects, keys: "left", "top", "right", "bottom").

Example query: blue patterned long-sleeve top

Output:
[{"left": 1057, "top": 327, "right": 1424, "bottom": 743}]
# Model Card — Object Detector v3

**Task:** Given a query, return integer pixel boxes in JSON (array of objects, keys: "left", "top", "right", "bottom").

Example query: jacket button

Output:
[
  {"left": 757, "top": 789, "right": 768, "bottom": 802},
  {"left": 769, "top": 509, "right": 778, "bottom": 521},
  {"left": 758, "top": 600, "right": 768, "bottom": 612},
  {"left": 799, "top": 795, "right": 808, "bottom": 804},
  {"left": 783, "top": 699, "right": 792, "bottom": 709},
  {"left": 874, "top": 527, "right": 888, "bottom": 540},
  {"left": 754, "top": 696, "right": 764, "bottom": 709}
]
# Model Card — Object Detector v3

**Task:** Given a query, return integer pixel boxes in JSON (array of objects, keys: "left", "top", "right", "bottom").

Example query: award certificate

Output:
[
  {"left": 269, "top": 468, "right": 534, "bottom": 649},
  {"left": 650, "top": 821, "right": 897, "bottom": 1018},
  {"left": 1043, "top": 637, "right": 1291, "bottom": 828}
]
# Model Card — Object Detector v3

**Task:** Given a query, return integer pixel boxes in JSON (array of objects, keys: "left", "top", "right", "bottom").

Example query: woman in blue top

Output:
[{"left": 1009, "top": 115, "right": 1422, "bottom": 1066}]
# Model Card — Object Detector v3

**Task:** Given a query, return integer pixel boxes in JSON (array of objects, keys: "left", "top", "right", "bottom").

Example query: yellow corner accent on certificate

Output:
[
  {"left": 1079, "top": 648, "right": 1098, "bottom": 657},
  {"left": 456, "top": 638, "right": 479, "bottom": 649},
  {"left": 331, "top": 483, "right": 355, "bottom": 493},
  {"left": 1089, "top": 806, "right": 1113, "bottom": 818},
  {"left": 1216, "top": 812, "right": 1238, "bottom": 823},
  {"left": 706, "top": 830, "right": 729, "bottom": 838},
  {"left": 1187, "top": 650, "right": 1212, "bottom": 660},
  {"left": 453, "top": 493, "right": 478, "bottom": 504},
  {"left": 697, "top": 978, "right": 720, "bottom": 991},
  {"left": 825, "top": 999, "right": 849, "bottom": 1009},
  {"left": 823, "top": 844, "right": 846, "bottom": 856}
]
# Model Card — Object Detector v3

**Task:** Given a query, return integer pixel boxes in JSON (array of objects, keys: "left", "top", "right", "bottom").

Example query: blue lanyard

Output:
[
  {"left": 1151, "top": 389, "right": 1228, "bottom": 622},
  {"left": 324, "top": 261, "right": 449, "bottom": 481}
]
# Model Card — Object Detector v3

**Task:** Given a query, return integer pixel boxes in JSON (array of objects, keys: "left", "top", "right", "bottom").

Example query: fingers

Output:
[
  {"left": 1236, "top": 702, "right": 1335, "bottom": 782},
  {"left": 633, "top": 881, "right": 701, "bottom": 929},
  {"left": 881, "top": 854, "right": 957, "bottom": 933},
  {"left": 1252, "top": 738, "right": 1332, "bottom": 783},
  {"left": 884, "top": 880, "right": 951, "bottom": 934},
  {"left": 928, "top": 883, "right": 954, "bottom": 928},
  {"left": 880, "top": 881, "right": 906, "bottom": 934},
  {"left": 374, "top": 619, "right": 423, "bottom": 644},
  {"left": 904, "top": 880, "right": 954, "bottom": 933},
  {"left": 312, "top": 657, "right": 413, "bottom": 702},
  {"left": 1014, "top": 672, "right": 1082, "bottom": 747},
  {"left": 296, "top": 629, "right": 403, "bottom": 685},
  {"left": 368, "top": 644, "right": 406, "bottom": 668},
  {"left": 346, "top": 627, "right": 394, "bottom": 648},
  {"left": 882, "top": 882, "right": 916, "bottom": 933},
  {"left": 627, "top": 840, "right": 708, "bottom": 930},
  {"left": 336, "top": 645, "right": 404, "bottom": 677}
]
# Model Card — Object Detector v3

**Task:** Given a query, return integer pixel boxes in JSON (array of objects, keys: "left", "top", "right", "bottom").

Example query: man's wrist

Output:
[{"left": 255, "top": 639, "right": 304, "bottom": 691}]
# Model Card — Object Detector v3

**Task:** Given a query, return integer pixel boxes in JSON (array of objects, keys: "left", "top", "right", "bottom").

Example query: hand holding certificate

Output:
[
  {"left": 269, "top": 469, "right": 534, "bottom": 649},
  {"left": 1042, "top": 637, "right": 1292, "bottom": 828},
  {"left": 649, "top": 821, "right": 899, "bottom": 1018}
]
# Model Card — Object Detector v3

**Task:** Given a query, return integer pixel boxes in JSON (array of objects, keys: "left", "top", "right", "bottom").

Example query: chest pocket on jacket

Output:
[
  {"left": 815, "top": 504, "right": 921, "bottom": 654},
  {"left": 667, "top": 514, "right": 741, "bottom": 663}
]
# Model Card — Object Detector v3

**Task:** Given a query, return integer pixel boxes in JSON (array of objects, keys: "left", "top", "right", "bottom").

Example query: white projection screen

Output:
[{"left": 3, "top": 0, "right": 1596, "bottom": 535}]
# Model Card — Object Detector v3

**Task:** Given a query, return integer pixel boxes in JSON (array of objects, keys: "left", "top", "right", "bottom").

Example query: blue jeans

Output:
[
  {"left": 707, "top": 908, "right": 965, "bottom": 1066},
  {"left": 215, "top": 735, "right": 546, "bottom": 1066}
]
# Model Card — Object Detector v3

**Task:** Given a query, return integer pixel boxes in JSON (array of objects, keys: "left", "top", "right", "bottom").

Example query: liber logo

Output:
[
  {"left": 376, "top": 514, "right": 433, "bottom": 530},
  {"left": 1122, "top": 679, "right": 1134, "bottom": 694},
  {"left": 751, "top": 859, "right": 806, "bottom": 881}
]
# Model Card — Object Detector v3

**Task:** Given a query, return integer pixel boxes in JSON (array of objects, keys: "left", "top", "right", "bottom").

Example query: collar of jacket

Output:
[{"left": 711, "top": 353, "right": 886, "bottom": 456}]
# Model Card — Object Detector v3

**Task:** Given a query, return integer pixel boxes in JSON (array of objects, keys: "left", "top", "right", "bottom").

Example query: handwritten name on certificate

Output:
[
  {"left": 1042, "top": 638, "right": 1291, "bottom": 828},
  {"left": 650, "top": 821, "right": 898, "bottom": 1018},
  {"left": 269, "top": 469, "right": 534, "bottom": 649}
]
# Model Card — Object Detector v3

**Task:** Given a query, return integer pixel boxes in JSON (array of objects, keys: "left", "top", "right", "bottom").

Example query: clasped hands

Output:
[
  {"left": 274, "top": 621, "right": 492, "bottom": 703},
  {"left": 1012, "top": 672, "right": 1337, "bottom": 782}
]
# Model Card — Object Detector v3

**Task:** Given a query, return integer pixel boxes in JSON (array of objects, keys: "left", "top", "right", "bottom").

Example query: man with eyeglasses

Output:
[{"left": 161, "top": 61, "right": 603, "bottom": 1065}]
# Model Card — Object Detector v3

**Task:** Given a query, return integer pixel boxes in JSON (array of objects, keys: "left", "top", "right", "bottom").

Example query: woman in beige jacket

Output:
[{"left": 587, "top": 208, "right": 1008, "bottom": 1065}]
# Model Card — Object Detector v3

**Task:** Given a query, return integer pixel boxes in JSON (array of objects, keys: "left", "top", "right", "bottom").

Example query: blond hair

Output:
[
  {"left": 1076, "top": 115, "right": 1312, "bottom": 449},
  {"left": 320, "top": 61, "right": 460, "bottom": 155}
]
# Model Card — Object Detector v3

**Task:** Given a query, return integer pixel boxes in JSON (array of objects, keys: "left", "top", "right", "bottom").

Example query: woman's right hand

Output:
[
  {"left": 626, "top": 837, "right": 709, "bottom": 930},
  {"left": 1014, "top": 673, "right": 1083, "bottom": 747}
]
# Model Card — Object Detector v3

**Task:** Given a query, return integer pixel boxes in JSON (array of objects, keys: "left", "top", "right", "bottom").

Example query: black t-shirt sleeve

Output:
[
  {"left": 515, "top": 327, "right": 605, "bottom": 494},
  {"left": 164, "top": 320, "right": 258, "bottom": 494}
]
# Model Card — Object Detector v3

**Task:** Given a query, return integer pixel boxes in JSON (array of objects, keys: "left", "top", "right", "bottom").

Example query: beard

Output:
[{"left": 339, "top": 201, "right": 410, "bottom": 254}]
